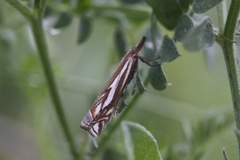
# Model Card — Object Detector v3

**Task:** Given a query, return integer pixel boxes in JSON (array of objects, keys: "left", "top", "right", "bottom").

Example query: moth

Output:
[{"left": 80, "top": 36, "right": 153, "bottom": 137}]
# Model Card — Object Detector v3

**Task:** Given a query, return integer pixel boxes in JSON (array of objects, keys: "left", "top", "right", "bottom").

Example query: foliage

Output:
[{"left": 1, "top": 0, "right": 240, "bottom": 160}]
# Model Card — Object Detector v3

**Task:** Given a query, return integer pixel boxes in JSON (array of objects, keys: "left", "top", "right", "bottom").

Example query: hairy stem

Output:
[{"left": 221, "top": 0, "right": 240, "bottom": 158}]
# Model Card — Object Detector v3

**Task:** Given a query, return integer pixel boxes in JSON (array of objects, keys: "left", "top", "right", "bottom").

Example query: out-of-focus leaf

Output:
[
  {"left": 121, "top": 121, "right": 162, "bottom": 160},
  {"left": 143, "top": 37, "right": 157, "bottom": 60},
  {"left": 19, "top": 55, "right": 46, "bottom": 98},
  {"left": 119, "top": 0, "right": 144, "bottom": 4},
  {"left": 53, "top": 12, "right": 72, "bottom": 29},
  {"left": 193, "top": 0, "right": 223, "bottom": 14},
  {"left": 0, "top": 29, "right": 26, "bottom": 118},
  {"left": 0, "top": 29, "right": 14, "bottom": 52},
  {"left": 181, "top": 119, "right": 193, "bottom": 143},
  {"left": 149, "top": 14, "right": 161, "bottom": 53},
  {"left": 77, "top": 16, "right": 93, "bottom": 44},
  {"left": 162, "top": 147, "right": 176, "bottom": 160},
  {"left": 165, "top": 110, "right": 233, "bottom": 160},
  {"left": 192, "top": 110, "right": 233, "bottom": 146},
  {"left": 43, "top": 6, "right": 53, "bottom": 18},
  {"left": 88, "top": 136, "right": 98, "bottom": 152},
  {"left": 96, "top": 11, "right": 126, "bottom": 26},
  {"left": 62, "top": 0, "right": 71, "bottom": 4},
  {"left": 148, "top": 65, "right": 168, "bottom": 91},
  {"left": 182, "top": 17, "right": 215, "bottom": 51},
  {"left": 148, "top": 0, "right": 183, "bottom": 30},
  {"left": 114, "top": 27, "right": 128, "bottom": 58},
  {"left": 76, "top": 0, "right": 92, "bottom": 13},
  {"left": 179, "top": 0, "right": 192, "bottom": 13},
  {"left": 0, "top": 76, "right": 26, "bottom": 118},
  {"left": 143, "top": 16, "right": 162, "bottom": 60},
  {"left": 174, "top": 15, "right": 194, "bottom": 42},
  {"left": 158, "top": 36, "right": 180, "bottom": 63},
  {"left": 0, "top": 6, "right": 3, "bottom": 24},
  {"left": 102, "top": 148, "right": 127, "bottom": 160},
  {"left": 121, "top": 8, "right": 149, "bottom": 23},
  {"left": 203, "top": 45, "right": 217, "bottom": 68},
  {"left": 96, "top": 6, "right": 148, "bottom": 23}
]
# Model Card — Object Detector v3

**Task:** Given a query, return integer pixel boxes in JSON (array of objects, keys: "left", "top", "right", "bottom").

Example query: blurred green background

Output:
[{"left": 0, "top": 0, "right": 238, "bottom": 160}]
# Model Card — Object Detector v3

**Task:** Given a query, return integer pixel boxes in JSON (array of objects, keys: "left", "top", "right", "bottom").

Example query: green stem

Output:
[
  {"left": 30, "top": 17, "right": 80, "bottom": 160},
  {"left": 221, "top": 0, "right": 240, "bottom": 158},
  {"left": 4, "top": 0, "right": 32, "bottom": 20},
  {"left": 90, "top": 4, "right": 150, "bottom": 21},
  {"left": 3, "top": 0, "right": 80, "bottom": 159}
]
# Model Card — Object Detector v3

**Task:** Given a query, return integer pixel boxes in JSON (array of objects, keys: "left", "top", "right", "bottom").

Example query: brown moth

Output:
[{"left": 80, "top": 36, "right": 148, "bottom": 137}]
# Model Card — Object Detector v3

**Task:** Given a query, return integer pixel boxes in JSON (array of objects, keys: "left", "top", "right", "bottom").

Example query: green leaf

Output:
[
  {"left": 179, "top": 0, "right": 192, "bottom": 13},
  {"left": 158, "top": 36, "right": 180, "bottom": 63},
  {"left": 148, "top": 0, "right": 183, "bottom": 30},
  {"left": 77, "top": 16, "right": 93, "bottom": 44},
  {"left": 116, "top": 96, "right": 128, "bottom": 115},
  {"left": 192, "top": 110, "right": 233, "bottom": 146},
  {"left": 114, "top": 27, "right": 128, "bottom": 58},
  {"left": 53, "top": 12, "right": 72, "bottom": 29},
  {"left": 182, "top": 17, "right": 215, "bottom": 51},
  {"left": 131, "top": 71, "right": 146, "bottom": 96},
  {"left": 193, "top": 0, "right": 223, "bottom": 13},
  {"left": 174, "top": 15, "right": 194, "bottom": 42},
  {"left": 121, "top": 121, "right": 162, "bottom": 160},
  {"left": 135, "top": 71, "right": 146, "bottom": 94},
  {"left": 148, "top": 65, "right": 168, "bottom": 91}
]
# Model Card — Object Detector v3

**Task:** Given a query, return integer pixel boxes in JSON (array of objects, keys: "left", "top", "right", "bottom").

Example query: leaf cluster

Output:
[{"left": 1, "top": 0, "right": 239, "bottom": 159}]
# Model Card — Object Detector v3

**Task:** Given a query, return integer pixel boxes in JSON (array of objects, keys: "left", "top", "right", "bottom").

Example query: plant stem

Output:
[
  {"left": 4, "top": 0, "right": 32, "bottom": 20},
  {"left": 30, "top": 17, "right": 80, "bottom": 160},
  {"left": 91, "top": 4, "right": 150, "bottom": 19},
  {"left": 4, "top": 0, "right": 80, "bottom": 159},
  {"left": 221, "top": 0, "right": 240, "bottom": 158}
]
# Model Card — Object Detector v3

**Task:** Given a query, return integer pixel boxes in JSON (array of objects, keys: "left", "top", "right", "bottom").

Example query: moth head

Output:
[{"left": 135, "top": 36, "right": 146, "bottom": 52}]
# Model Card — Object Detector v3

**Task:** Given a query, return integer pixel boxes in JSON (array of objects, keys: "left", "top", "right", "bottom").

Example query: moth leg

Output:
[
  {"left": 139, "top": 55, "right": 161, "bottom": 61},
  {"left": 138, "top": 56, "right": 160, "bottom": 67}
]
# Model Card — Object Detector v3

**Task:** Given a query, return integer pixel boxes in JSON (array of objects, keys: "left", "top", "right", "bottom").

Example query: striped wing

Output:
[
  {"left": 80, "top": 57, "right": 138, "bottom": 137},
  {"left": 80, "top": 36, "right": 146, "bottom": 137}
]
